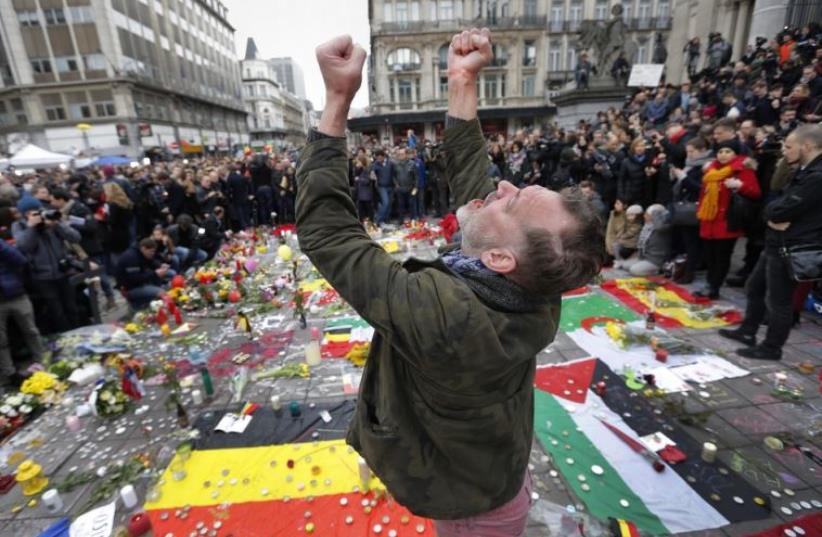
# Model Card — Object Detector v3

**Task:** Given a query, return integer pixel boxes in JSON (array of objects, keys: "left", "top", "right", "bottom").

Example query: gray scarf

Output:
[{"left": 441, "top": 249, "right": 544, "bottom": 313}]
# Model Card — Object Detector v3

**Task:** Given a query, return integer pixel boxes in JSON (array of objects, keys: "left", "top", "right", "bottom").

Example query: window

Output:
[
  {"left": 657, "top": 1, "right": 670, "bottom": 20},
  {"left": 549, "top": 41, "right": 561, "bottom": 70},
  {"left": 17, "top": 11, "right": 39, "bottom": 27},
  {"left": 438, "top": 44, "right": 449, "bottom": 69},
  {"left": 523, "top": 40, "right": 536, "bottom": 66},
  {"left": 483, "top": 74, "right": 504, "bottom": 99},
  {"left": 491, "top": 44, "right": 507, "bottom": 66},
  {"left": 437, "top": 0, "right": 454, "bottom": 19},
  {"left": 439, "top": 76, "right": 448, "bottom": 98},
  {"left": 624, "top": 0, "right": 634, "bottom": 20},
  {"left": 396, "top": 1, "right": 408, "bottom": 23},
  {"left": 595, "top": 0, "right": 608, "bottom": 20},
  {"left": 43, "top": 8, "right": 66, "bottom": 25},
  {"left": 95, "top": 102, "right": 116, "bottom": 117},
  {"left": 397, "top": 79, "right": 414, "bottom": 106},
  {"left": 83, "top": 54, "right": 106, "bottom": 70},
  {"left": 524, "top": 0, "right": 537, "bottom": 18},
  {"left": 68, "top": 6, "right": 95, "bottom": 23},
  {"left": 522, "top": 74, "right": 535, "bottom": 97},
  {"left": 383, "top": 2, "right": 393, "bottom": 22},
  {"left": 31, "top": 59, "right": 52, "bottom": 74},
  {"left": 570, "top": 1, "right": 583, "bottom": 24},
  {"left": 410, "top": 1, "right": 420, "bottom": 20},
  {"left": 386, "top": 48, "right": 421, "bottom": 71},
  {"left": 637, "top": 38, "right": 648, "bottom": 63},
  {"left": 55, "top": 57, "right": 79, "bottom": 73},
  {"left": 68, "top": 103, "right": 92, "bottom": 119},
  {"left": 638, "top": 0, "right": 651, "bottom": 22},
  {"left": 550, "top": 2, "right": 564, "bottom": 31},
  {"left": 45, "top": 106, "right": 66, "bottom": 121},
  {"left": 566, "top": 46, "right": 577, "bottom": 71}
]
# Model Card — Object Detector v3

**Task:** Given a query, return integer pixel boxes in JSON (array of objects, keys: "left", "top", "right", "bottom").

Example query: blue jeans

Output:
[
  {"left": 376, "top": 187, "right": 393, "bottom": 225},
  {"left": 126, "top": 285, "right": 164, "bottom": 309},
  {"left": 396, "top": 191, "right": 412, "bottom": 221},
  {"left": 174, "top": 246, "right": 207, "bottom": 269}
]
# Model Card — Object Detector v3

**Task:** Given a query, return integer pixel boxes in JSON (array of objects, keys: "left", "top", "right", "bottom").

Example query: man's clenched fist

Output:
[
  {"left": 448, "top": 28, "right": 493, "bottom": 80},
  {"left": 316, "top": 35, "right": 367, "bottom": 104}
]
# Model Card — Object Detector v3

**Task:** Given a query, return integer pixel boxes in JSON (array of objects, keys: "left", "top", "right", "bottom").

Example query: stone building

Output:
[
  {"left": 0, "top": 0, "right": 248, "bottom": 157},
  {"left": 268, "top": 57, "right": 306, "bottom": 100},
  {"left": 352, "top": 0, "right": 673, "bottom": 142}
]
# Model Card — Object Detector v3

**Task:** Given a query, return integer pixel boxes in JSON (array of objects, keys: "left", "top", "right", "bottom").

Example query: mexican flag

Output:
[{"left": 534, "top": 358, "right": 770, "bottom": 535}]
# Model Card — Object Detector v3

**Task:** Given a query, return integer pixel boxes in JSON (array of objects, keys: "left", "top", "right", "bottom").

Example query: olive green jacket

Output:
[{"left": 296, "top": 118, "right": 560, "bottom": 519}]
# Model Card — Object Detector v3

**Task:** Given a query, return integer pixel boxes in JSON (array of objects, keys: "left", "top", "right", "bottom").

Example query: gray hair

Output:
[{"left": 792, "top": 124, "right": 822, "bottom": 151}]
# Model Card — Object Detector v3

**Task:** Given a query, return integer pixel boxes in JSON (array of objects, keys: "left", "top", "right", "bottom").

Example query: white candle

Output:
[
  {"left": 358, "top": 456, "right": 371, "bottom": 491},
  {"left": 701, "top": 442, "right": 717, "bottom": 463},
  {"left": 120, "top": 484, "right": 138, "bottom": 508},
  {"left": 270, "top": 395, "right": 281, "bottom": 411},
  {"left": 42, "top": 489, "right": 63, "bottom": 512},
  {"left": 191, "top": 389, "right": 203, "bottom": 405}
]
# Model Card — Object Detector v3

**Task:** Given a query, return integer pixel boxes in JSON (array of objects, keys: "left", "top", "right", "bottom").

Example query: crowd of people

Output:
[{"left": 0, "top": 24, "right": 819, "bottom": 388}]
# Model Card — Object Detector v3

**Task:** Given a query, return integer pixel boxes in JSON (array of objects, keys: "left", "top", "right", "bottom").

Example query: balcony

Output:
[{"left": 373, "top": 14, "right": 549, "bottom": 35}]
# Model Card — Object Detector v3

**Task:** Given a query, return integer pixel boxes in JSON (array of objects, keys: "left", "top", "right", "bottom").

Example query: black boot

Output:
[
  {"left": 726, "top": 274, "right": 748, "bottom": 287},
  {"left": 736, "top": 345, "right": 782, "bottom": 361},
  {"left": 694, "top": 287, "right": 719, "bottom": 299},
  {"left": 718, "top": 327, "right": 756, "bottom": 347}
]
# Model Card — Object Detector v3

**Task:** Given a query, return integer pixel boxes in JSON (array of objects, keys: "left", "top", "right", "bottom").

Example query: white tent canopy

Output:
[{"left": 9, "top": 144, "right": 73, "bottom": 168}]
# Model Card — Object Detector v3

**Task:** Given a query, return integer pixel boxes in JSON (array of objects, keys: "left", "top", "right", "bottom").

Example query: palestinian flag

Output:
[
  {"left": 145, "top": 400, "right": 434, "bottom": 536},
  {"left": 742, "top": 513, "right": 822, "bottom": 537},
  {"left": 534, "top": 358, "right": 770, "bottom": 535},
  {"left": 601, "top": 277, "right": 742, "bottom": 329}
]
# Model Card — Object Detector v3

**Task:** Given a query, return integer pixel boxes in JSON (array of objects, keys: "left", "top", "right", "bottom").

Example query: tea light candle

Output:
[
  {"left": 66, "top": 415, "right": 82, "bottom": 433},
  {"left": 120, "top": 484, "right": 138, "bottom": 508},
  {"left": 270, "top": 395, "right": 281, "bottom": 411},
  {"left": 191, "top": 389, "right": 203, "bottom": 405},
  {"left": 701, "top": 442, "right": 717, "bottom": 463},
  {"left": 42, "top": 489, "right": 63, "bottom": 512}
]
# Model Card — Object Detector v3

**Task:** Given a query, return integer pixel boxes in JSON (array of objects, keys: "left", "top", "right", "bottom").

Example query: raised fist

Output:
[
  {"left": 316, "top": 35, "right": 367, "bottom": 103},
  {"left": 447, "top": 28, "right": 493, "bottom": 79}
]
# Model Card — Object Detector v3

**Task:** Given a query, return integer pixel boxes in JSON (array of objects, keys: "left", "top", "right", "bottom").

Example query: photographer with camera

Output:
[{"left": 11, "top": 196, "right": 81, "bottom": 335}]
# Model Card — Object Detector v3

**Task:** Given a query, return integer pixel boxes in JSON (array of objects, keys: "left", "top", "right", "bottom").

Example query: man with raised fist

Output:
[{"left": 296, "top": 29, "right": 604, "bottom": 536}]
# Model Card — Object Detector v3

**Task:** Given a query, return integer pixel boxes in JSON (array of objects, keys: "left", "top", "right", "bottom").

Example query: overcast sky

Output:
[{"left": 222, "top": 0, "right": 371, "bottom": 111}]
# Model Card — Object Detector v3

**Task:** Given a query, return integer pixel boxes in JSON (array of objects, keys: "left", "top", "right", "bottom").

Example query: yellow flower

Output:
[
  {"left": 124, "top": 323, "right": 140, "bottom": 334},
  {"left": 345, "top": 343, "right": 370, "bottom": 367},
  {"left": 178, "top": 294, "right": 190, "bottom": 303},
  {"left": 20, "top": 372, "right": 59, "bottom": 395},
  {"left": 604, "top": 322, "right": 626, "bottom": 349}
]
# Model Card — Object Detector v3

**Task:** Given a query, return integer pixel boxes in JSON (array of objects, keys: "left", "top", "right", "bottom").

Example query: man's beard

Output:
[{"left": 455, "top": 205, "right": 489, "bottom": 253}]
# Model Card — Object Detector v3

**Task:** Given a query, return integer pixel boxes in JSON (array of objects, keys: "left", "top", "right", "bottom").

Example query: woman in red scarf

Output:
[{"left": 695, "top": 138, "right": 761, "bottom": 298}]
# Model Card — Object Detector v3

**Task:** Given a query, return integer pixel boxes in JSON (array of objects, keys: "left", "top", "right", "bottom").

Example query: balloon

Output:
[
  {"left": 277, "top": 245, "right": 293, "bottom": 261},
  {"left": 244, "top": 258, "right": 258, "bottom": 273},
  {"left": 171, "top": 275, "right": 186, "bottom": 289},
  {"left": 228, "top": 289, "right": 241, "bottom": 303}
]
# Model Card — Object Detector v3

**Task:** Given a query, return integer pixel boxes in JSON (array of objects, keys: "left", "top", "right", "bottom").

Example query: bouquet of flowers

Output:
[
  {"left": 20, "top": 371, "right": 64, "bottom": 399},
  {"left": 93, "top": 379, "right": 131, "bottom": 418}
]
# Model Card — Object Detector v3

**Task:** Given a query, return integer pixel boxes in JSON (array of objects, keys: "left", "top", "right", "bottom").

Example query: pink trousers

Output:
[{"left": 434, "top": 473, "right": 533, "bottom": 537}]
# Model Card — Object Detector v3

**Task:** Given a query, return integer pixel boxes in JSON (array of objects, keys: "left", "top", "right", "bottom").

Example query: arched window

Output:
[
  {"left": 387, "top": 48, "right": 421, "bottom": 71},
  {"left": 438, "top": 44, "right": 449, "bottom": 69}
]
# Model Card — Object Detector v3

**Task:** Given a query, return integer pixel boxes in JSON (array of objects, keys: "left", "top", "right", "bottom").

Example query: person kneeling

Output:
[
  {"left": 115, "top": 238, "right": 173, "bottom": 310},
  {"left": 621, "top": 204, "right": 671, "bottom": 276}
]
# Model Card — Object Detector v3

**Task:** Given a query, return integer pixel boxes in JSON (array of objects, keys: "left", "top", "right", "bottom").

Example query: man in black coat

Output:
[
  {"left": 720, "top": 124, "right": 822, "bottom": 361},
  {"left": 115, "top": 238, "right": 170, "bottom": 309},
  {"left": 227, "top": 163, "right": 253, "bottom": 230}
]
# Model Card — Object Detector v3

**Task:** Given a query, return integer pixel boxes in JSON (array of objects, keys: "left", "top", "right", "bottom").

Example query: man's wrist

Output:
[
  {"left": 317, "top": 93, "right": 351, "bottom": 138},
  {"left": 447, "top": 73, "right": 478, "bottom": 121}
]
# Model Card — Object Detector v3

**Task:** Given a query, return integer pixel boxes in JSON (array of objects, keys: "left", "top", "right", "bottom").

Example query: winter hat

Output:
[
  {"left": 101, "top": 165, "right": 115, "bottom": 178},
  {"left": 715, "top": 138, "right": 741, "bottom": 155},
  {"left": 626, "top": 204, "right": 644, "bottom": 215},
  {"left": 559, "top": 147, "right": 578, "bottom": 164},
  {"left": 16, "top": 195, "right": 42, "bottom": 214}
]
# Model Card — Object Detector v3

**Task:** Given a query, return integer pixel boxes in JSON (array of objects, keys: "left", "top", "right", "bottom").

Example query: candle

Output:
[
  {"left": 701, "top": 442, "right": 717, "bottom": 463},
  {"left": 289, "top": 401, "right": 301, "bottom": 417},
  {"left": 191, "top": 389, "right": 203, "bottom": 405},
  {"left": 127, "top": 512, "right": 152, "bottom": 537},
  {"left": 358, "top": 456, "right": 371, "bottom": 491},
  {"left": 66, "top": 415, "right": 82, "bottom": 433},
  {"left": 42, "top": 489, "right": 63, "bottom": 512},
  {"left": 270, "top": 395, "right": 281, "bottom": 411},
  {"left": 120, "top": 484, "right": 138, "bottom": 508}
]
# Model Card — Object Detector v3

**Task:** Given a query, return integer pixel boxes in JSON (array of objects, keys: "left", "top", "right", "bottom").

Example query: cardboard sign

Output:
[
  {"left": 628, "top": 64, "right": 665, "bottom": 87},
  {"left": 70, "top": 501, "right": 115, "bottom": 537}
]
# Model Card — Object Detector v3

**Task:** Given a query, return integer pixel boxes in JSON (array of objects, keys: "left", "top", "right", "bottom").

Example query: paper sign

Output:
[
  {"left": 639, "top": 432, "right": 676, "bottom": 453},
  {"left": 342, "top": 372, "right": 361, "bottom": 395},
  {"left": 70, "top": 501, "right": 116, "bottom": 537},
  {"left": 628, "top": 64, "right": 665, "bottom": 87}
]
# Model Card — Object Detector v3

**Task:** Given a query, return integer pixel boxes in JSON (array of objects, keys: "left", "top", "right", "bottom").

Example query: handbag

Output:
[
  {"left": 780, "top": 243, "right": 822, "bottom": 282},
  {"left": 726, "top": 192, "right": 760, "bottom": 232},
  {"left": 669, "top": 201, "right": 698, "bottom": 226}
]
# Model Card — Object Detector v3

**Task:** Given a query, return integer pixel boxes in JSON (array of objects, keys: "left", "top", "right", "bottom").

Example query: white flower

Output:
[
  {"left": 19, "top": 405, "right": 32, "bottom": 414},
  {"left": 6, "top": 395, "right": 22, "bottom": 407},
  {"left": 0, "top": 405, "right": 12, "bottom": 415},
  {"left": 6, "top": 409, "right": 18, "bottom": 418}
]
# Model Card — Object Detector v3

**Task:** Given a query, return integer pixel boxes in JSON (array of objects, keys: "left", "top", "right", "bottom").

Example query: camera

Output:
[{"left": 42, "top": 209, "right": 61, "bottom": 221}]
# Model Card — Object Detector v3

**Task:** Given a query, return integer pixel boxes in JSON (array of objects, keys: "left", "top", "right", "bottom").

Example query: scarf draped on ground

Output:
[
  {"left": 697, "top": 164, "right": 735, "bottom": 221},
  {"left": 441, "top": 249, "right": 544, "bottom": 313}
]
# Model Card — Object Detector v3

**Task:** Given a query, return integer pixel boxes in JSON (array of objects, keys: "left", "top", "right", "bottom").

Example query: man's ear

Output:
[{"left": 479, "top": 247, "right": 517, "bottom": 275}]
